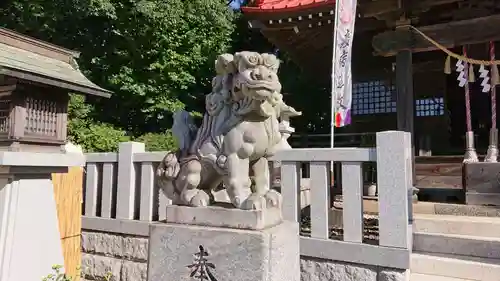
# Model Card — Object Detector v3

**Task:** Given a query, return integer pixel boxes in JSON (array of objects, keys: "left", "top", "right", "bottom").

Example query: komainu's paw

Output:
[
  {"left": 264, "top": 189, "right": 282, "bottom": 208},
  {"left": 158, "top": 180, "right": 179, "bottom": 202},
  {"left": 189, "top": 189, "right": 210, "bottom": 207},
  {"left": 241, "top": 193, "right": 267, "bottom": 210}
]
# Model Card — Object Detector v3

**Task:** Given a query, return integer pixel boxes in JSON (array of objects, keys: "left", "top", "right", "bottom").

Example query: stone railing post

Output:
[
  {"left": 116, "top": 142, "right": 145, "bottom": 220},
  {"left": 272, "top": 115, "right": 298, "bottom": 189},
  {"left": 279, "top": 115, "right": 295, "bottom": 150}
]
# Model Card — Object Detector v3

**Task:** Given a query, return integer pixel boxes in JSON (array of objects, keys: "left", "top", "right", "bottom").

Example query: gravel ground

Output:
[{"left": 300, "top": 214, "right": 380, "bottom": 245}]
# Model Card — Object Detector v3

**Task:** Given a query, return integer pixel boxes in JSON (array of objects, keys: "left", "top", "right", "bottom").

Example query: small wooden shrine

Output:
[
  {"left": 0, "top": 27, "right": 111, "bottom": 153},
  {"left": 0, "top": 27, "right": 110, "bottom": 281},
  {"left": 243, "top": 0, "right": 500, "bottom": 205}
]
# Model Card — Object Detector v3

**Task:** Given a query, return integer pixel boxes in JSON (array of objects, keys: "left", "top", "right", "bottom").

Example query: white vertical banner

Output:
[{"left": 331, "top": 0, "right": 357, "bottom": 128}]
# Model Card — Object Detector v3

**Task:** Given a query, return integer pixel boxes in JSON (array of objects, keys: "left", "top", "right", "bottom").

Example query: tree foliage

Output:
[
  {"left": 135, "top": 131, "right": 177, "bottom": 152},
  {"left": 0, "top": 0, "right": 321, "bottom": 151},
  {"left": 0, "top": 0, "right": 236, "bottom": 151},
  {"left": 67, "top": 94, "right": 131, "bottom": 152}
]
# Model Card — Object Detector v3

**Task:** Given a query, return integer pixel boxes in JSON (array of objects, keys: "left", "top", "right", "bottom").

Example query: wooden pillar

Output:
[
  {"left": 396, "top": 50, "right": 414, "bottom": 134},
  {"left": 395, "top": 43, "right": 416, "bottom": 186}
]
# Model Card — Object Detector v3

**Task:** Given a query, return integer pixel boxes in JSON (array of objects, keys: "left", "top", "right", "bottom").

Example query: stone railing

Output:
[
  {"left": 82, "top": 143, "right": 311, "bottom": 223},
  {"left": 81, "top": 131, "right": 412, "bottom": 281},
  {"left": 273, "top": 130, "right": 413, "bottom": 271},
  {"left": 81, "top": 143, "right": 310, "bottom": 280}
]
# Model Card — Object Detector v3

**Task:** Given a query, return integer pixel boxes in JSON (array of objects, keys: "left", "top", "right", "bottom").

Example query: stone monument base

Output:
[{"left": 147, "top": 205, "right": 300, "bottom": 281}]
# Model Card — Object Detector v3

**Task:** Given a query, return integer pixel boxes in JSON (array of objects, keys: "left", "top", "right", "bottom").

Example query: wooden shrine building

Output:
[
  {"left": 0, "top": 27, "right": 111, "bottom": 280},
  {"left": 242, "top": 0, "right": 500, "bottom": 204}
]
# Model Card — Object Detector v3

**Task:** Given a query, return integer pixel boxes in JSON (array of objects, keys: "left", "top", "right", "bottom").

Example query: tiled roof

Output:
[
  {"left": 0, "top": 42, "right": 111, "bottom": 97},
  {"left": 242, "top": 0, "right": 335, "bottom": 13}
]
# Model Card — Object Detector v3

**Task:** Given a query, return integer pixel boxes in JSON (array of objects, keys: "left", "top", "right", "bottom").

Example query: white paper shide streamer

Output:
[
  {"left": 479, "top": 64, "right": 491, "bottom": 93},
  {"left": 456, "top": 60, "right": 466, "bottom": 87}
]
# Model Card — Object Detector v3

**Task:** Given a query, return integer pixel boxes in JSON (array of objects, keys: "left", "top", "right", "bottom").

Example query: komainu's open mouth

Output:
[{"left": 239, "top": 75, "right": 281, "bottom": 94}]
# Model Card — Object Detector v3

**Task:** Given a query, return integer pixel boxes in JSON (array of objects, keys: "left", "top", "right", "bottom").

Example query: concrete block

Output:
[
  {"left": 147, "top": 221, "right": 299, "bottom": 281},
  {"left": 413, "top": 232, "right": 500, "bottom": 259},
  {"left": 82, "top": 232, "right": 123, "bottom": 257},
  {"left": 300, "top": 257, "right": 377, "bottom": 281},
  {"left": 81, "top": 231, "right": 149, "bottom": 261},
  {"left": 411, "top": 252, "right": 500, "bottom": 281},
  {"left": 81, "top": 253, "right": 94, "bottom": 278},
  {"left": 410, "top": 273, "right": 472, "bottom": 281},
  {"left": 121, "top": 260, "right": 147, "bottom": 281},
  {"left": 377, "top": 269, "right": 409, "bottom": 281},
  {"left": 81, "top": 253, "right": 122, "bottom": 281},
  {"left": 414, "top": 214, "right": 500, "bottom": 238},
  {"left": 122, "top": 236, "right": 149, "bottom": 261},
  {"left": 433, "top": 203, "right": 500, "bottom": 217}
]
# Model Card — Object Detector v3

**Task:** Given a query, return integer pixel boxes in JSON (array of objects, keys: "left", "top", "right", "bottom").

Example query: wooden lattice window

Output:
[
  {"left": 352, "top": 81, "right": 396, "bottom": 115},
  {"left": 415, "top": 97, "right": 444, "bottom": 117},
  {"left": 24, "top": 96, "right": 58, "bottom": 137},
  {"left": 0, "top": 98, "right": 10, "bottom": 133}
]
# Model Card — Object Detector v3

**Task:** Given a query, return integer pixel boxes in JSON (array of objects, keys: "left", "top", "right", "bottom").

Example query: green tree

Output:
[
  {"left": 68, "top": 94, "right": 131, "bottom": 152},
  {"left": 135, "top": 131, "right": 177, "bottom": 152},
  {"left": 0, "top": 0, "right": 236, "bottom": 136},
  {"left": 1, "top": 0, "right": 324, "bottom": 151}
]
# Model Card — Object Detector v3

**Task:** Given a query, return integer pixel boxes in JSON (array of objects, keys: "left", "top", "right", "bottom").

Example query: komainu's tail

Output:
[
  {"left": 172, "top": 110, "right": 198, "bottom": 153},
  {"left": 156, "top": 152, "right": 180, "bottom": 201}
]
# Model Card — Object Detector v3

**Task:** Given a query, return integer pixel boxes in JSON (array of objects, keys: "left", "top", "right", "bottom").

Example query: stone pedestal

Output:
[
  {"left": 147, "top": 205, "right": 300, "bottom": 281},
  {"left": 0, "top": 152, "right": 85, "bottom": 281}
]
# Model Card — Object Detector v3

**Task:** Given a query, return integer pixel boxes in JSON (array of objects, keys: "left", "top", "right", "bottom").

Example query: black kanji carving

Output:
[{"left": 187, "top": 245, "right": 218, "bottom": 281}]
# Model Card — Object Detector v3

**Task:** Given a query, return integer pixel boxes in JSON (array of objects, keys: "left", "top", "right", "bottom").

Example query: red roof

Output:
[{"left": 241, "top": 0, "right": 335, "bottom": 14}]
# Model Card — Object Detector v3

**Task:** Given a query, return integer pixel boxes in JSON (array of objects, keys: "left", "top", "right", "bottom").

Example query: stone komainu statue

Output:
[{"left": 156, "top": 51, "right": 301, "bottom": 210}]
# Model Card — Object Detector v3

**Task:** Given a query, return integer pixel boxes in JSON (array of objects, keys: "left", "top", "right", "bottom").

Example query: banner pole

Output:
[
  {"left": 330, "top": 0, "right": 357, "bottom": 186},
  {"left": 330, "top": 0, "right": 341, "bottom": 186}
]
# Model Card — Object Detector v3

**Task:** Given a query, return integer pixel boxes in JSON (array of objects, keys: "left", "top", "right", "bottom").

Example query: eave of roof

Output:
[
  {"left": 0, "top": 41, "right": 112, "bottom": 98},
  {"left": 0, "top": 28, "right": 80, "bottom": 59},
  {"left": 241, "top": 0, "right": 335, "bottom": 14}
]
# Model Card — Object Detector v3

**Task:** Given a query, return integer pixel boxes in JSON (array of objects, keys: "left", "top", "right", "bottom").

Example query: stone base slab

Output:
[
  {"left": 147, "top": 221, "right": 299, "bottom": 281},
  {"left": 166, "top": 205, "right": 282, "bottom": 230},
  {"left": 0, "top": 176, "right": 65, "bottom": 281}
]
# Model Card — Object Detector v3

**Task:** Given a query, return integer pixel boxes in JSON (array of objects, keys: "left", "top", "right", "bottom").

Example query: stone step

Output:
[
  {"left": 414, "top": 214, "right": 500, "bottom": 238},
  {"left": 334, "top": 200, "right": 500, "bottom": 217},
  {"left": 413, "top": 232, "right": 500, "bottom": 259},
  {"left": 411, "top": 252, "right": 500, "bottom": 281},
  {"left": 411, "top": 273, "right": 473, "bottom": 281}
]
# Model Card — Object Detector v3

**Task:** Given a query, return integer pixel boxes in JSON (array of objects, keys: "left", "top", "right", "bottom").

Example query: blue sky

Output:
[{"left": 229, "top": 0, "right": 245, "bottom": 10}]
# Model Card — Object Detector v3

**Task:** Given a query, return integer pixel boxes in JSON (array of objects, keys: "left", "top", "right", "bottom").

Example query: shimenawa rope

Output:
[{"left": 399, "top": 25, "right": 500, "bottom": 66}]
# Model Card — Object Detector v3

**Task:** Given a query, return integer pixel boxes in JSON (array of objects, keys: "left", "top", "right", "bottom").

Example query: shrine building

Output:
[{"left": 242, "top": 0, "right": 500, "bottom": 204}]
